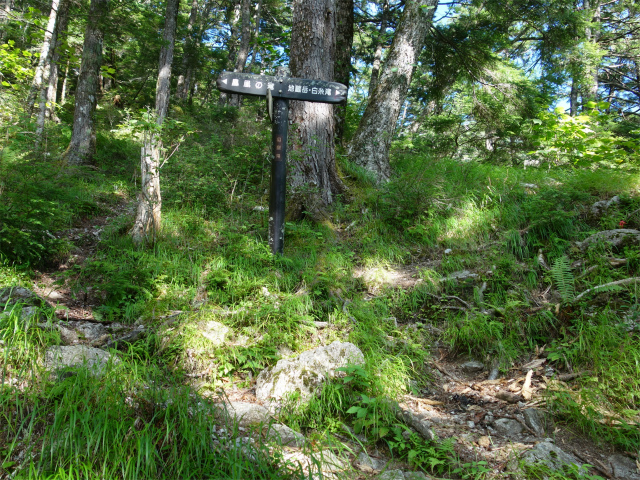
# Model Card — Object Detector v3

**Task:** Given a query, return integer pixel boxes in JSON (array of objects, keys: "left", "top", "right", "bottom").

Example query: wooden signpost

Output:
[{"left": 217, "top": 70, "right": 347, "bottom": 255}]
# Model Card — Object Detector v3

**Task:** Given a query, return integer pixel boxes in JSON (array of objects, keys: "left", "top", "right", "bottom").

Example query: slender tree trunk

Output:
[
  {"left": 288, "top": 0, "right": 344, "bottom": 221},
  {"left": 368, "top": 0, "right": 388, "bottom": 96},
  {"left": 177, "top": 0, "right": 198, "bottom": 100},
  {"left": 218, "top": 1, "right": 241, "bottom": 105},
  {"left": 0, "top": 0, "right": 11, "bottom": 42},
  {"left": 248, "top": 0, "right": 261, "bottom": 69},
  {"left": 333, "top": 0, "right": 353, "bottom": 141},
  {"left": 583, "top": 0, "right": 600, "bottom": 104},
  {"left": 347, "top": 0, "right": 437, "bottom": 181},
  {"left": 570, "top": 75, "right": 578, "bottom": 116},
  {"left": 46, "top": 0, "right": 69, "bottom": 122},
  {"left": 60, "top": 56, "right": 70, "bottom": 104},
  {"left": 131, "top": 0, "right": 180, "bottom": 245},
  {"left": 63, "top": 0, "right": 108, "bottom": 165},
  {"left": 229, "top": 0, "right": 252, "bottom": 107},
  {"left": 27, "top": 0, "right": 61, "bottom": 115}
]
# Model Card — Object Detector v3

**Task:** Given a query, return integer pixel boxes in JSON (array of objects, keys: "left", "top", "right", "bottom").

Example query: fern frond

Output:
[{"left": 551, "top": 255, "right": 575, "bottom": 302}]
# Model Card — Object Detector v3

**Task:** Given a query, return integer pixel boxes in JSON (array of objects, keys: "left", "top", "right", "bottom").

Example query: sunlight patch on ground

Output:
[{"left": 439, "top": 199, "right": 497, "bottom": 243}]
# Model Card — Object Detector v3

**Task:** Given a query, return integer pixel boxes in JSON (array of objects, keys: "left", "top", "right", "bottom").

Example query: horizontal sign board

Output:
[{"left": 217, "top": 72, "right": 347, "bottom": 104}]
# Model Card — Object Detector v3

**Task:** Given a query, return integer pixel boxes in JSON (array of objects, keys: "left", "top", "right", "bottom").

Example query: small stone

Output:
[
  {"left": 493, "top": 418, "right": 524, "bottom": 437},
  {"left": 444, "top": 248, "right": 453, "bottom": 255},
  {"left": 355, "top": 452, "right": 388, "bottom": 473},
  {"left": 266, "top": 424, "right": 305, "bottom": 448},
  {"left": 200, "top": 321, "right": 230, "bottom": 346},
  {"left": 478, "top": 436, "right": 491, "bottom": 448},
  {"left": 404, "top": 473, "right": 430, "bottom": 480},
  {"left": 57, "top": 325, "right": 79, "bottom": 345},
  {"left": 217, "top": 402, "right": 270, "bottom": 428},
  {"left": 313, "top": 450, "right": 347, "bottom": 473},
  {"left": 444, "top": 270, "right": 479, "bottom": 282},
  {"left": 467, "top": 421, "right": 475, "bottom": 429},
  {"left": 378, "top": 470, "right": 405, "bottom": 480},
  {"left": 398, "top": 408, "right": 435, "bottom": 441},
  {"left": 460, "top": 361, "right": 485, "bottom": 373},
  {"left": 523, "top": 408, "right": 546, "bottom": 437}
]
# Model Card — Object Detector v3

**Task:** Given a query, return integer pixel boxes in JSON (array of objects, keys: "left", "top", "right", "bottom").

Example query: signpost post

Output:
[{"left": 217, "top": 70, "right": 347, "bottom": 255}]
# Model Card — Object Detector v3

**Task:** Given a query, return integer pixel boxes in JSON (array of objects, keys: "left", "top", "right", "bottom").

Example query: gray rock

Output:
[
  {"left": 266, "top": 423, "right": 305, "bottom": 448},
  {"left": 523, "top": 408, "right": 547, "bottom": 437},
  {"left": 591, "top": 196, "right": 620, "bottom": 217},
  {"left": 404, "top": 473, "right": 430, "bottom": 480},
  {"left": 522, "top": 441, "right": 582, "bottom": 471},
  {"left": 71, "top": 321, "right": 108, "bottom": 341},
  {"left": 378, "top": 469, "right": 406, "bottom": 480},
  {"left": 493, "top": 418, "right": 524, "bottom": 437},
  {"left": 218, "top": 401, "right": 270, "bottom": 428},
  {"left": 355, "top": 452, "right": 388, "bottom": 473},
  {"left": 256, "top": 341, "right": 364, "bottom": 403},
  {"left": 45, "top": 345, "right": 119, "bottom": 374},
  {"left": 397, "top": 408, "right": 435, "bottom": 441},
  {"left": 443, "top": 270, "right": 478, "bottom": 282},
  {"left": 0, "top": 305, "right": 47, "bottom": 323},
  {"left": 103, "top": 325, "right": 145, "bottom": 349},
  {"left": 609, "top": 454, "right": 640, "bottom": 480},
  {"left": 0, "top": 286, "right": 49, "bottom": 308},
  {"left": 57, "top": 325, "right": 79, "bottom": 345},
  {"left": 576, "top": 229, "right": 640, "bottom": 251},
  {"left": 314, "top": 450, "right": 348, "bottom": 473},
  {"left": 200, "top": 321, "right": 230, "bottom": 346},
  {"left": 460, "top": 361, "right": 485, "bottom": 373}
]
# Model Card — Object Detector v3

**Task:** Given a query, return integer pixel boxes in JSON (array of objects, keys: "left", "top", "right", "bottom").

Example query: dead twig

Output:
[
  {"left": 424, "top": 292, "right": 471, "bottom": 309},
  {"left": 574, "top": 277, "right": 640, "bottom": 301}
]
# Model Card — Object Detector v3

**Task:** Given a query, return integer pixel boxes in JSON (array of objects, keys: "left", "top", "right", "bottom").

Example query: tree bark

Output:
[
  {"left": 248, "top": 0, "right": 261, "bottom": 69},
  {"left": 367, "top": 0, "right": 388, "bottom": 96},
  {"left": 288, "top": 0, "right": 344, "bottom": 221},
  {"left": 131, "top": 0, "right": 180, "bottom": 245},
  {"left": 46, "top": 0, "right": 70, "bottom": 122},
  {"left": 218, "top": 1, "right": 241, "bottom": 105},
  {"left": 229, "top": 0, "right": 252, "bottom": 107},
  {"left": 63, "top": 0, "right": 108, "bottom": 165},
  {"left": 176, "top": 0, "right": 198, "bottom": 100},
  {"left": 333, "top": 0, "right": 353, "bottom": 141},
  {"left": 347, "top": 0, "right": 437, "bottom": 182},
  {"left": 27, "top": 0, "right": 61, "bottom": 115}
]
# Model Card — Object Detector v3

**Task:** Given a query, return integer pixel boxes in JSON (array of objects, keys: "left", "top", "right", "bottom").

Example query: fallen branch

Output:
[
  {"left": 495, "top": 391, "right": 523, "bottom": 403},
  {"left": 574, "top": 277, "right": 640, "bottom": 301},
  {"left": 424, "top": 292, "right": 471, "bottom": 309},
  {"left": 556, "top": 371, "right": 591, "bottom": 382}
]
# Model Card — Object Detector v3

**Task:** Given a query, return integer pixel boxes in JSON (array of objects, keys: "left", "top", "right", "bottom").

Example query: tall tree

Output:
[
  {"left": 63, "top": 0, "right": 109, "bottom": 165},
  {"left": 334, "top": 0, "right": 353, "bottom": 140},
  {"left": 229, "top": 0, "right": 252, "bottom": 106},
  {"left": 26, "top": 0, "right": 62, "bottom": 114},
  {"left": 35, "top": 0, "right": 68, "bottom": 145},
  {"left": 348, "top": 0, "right": 438, "bottom": 181},
  {"left": 131, "top": 0, "right": 180, "bottom": 244},
  {"left": 288, "top": 0, "right": 344, "bottom": 220},
  {"left": 45, "top": 0, "right": 70, "bottom": 122},
  {"left": 367, "top": 0, "right": 389, "bottom": 96},
  {"left": 176, "top": 0, "right": 198, "bottom": 100}
]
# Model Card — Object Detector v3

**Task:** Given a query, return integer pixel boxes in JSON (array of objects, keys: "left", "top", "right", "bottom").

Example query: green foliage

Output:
[
  {"left": 387, "top": 429, "right": 455, "bottom": 474},
  {"left": 550, "top": 255, "right": 575, "bottom": 302},
  {"left": 529, "top": 103, "right": 640, "bottom": 167}
]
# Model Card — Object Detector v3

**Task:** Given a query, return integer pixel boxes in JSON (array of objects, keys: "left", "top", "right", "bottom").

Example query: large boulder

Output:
[
  {"left": 216, "top": 401, "right": 271, "bottom": 428},
  {"left": 45, "top": 345, "right": 119, "bottom": 374},
  {"left": 576, "top": 229, "right": 640, "bottom": 251},
  {"left": 0, "top": 286, "right": 50, "bottom": 308},
  {"left": 521, "top": 441, "right": 582, "bottom": 472},
  {"left": 256, "top": 341, "right": 364, "bottom": 403}
]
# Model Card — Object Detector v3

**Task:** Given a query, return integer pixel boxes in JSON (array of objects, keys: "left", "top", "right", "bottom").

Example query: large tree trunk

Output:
[
  {"left": 288, "top": 0, "right": 344, "bottom": 221},
  {"left": 229, "top": 0, "right": 252, "bottom": 107},
  {"left": 347, "top": 0, "right": 437, "bottom": 181},
  {"left": 131, "top": 0, "right": 180, "bottom": 245},
  {"left": 27, "top": 0, "right": 61, "bottom": 115},
  {"left": 333, "top": 0, "right": 353, "bottom": 141},
  {"left": 63, "top": 0, "right": 108, "bottom": 165},
  {"left": 583, "top": 0, "right": 600, "bottom": 105}
]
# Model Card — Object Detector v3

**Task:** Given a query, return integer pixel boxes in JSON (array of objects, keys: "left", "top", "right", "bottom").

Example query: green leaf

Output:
[{"left": 346, "top": 406, "right": 360, "bottom": 414}]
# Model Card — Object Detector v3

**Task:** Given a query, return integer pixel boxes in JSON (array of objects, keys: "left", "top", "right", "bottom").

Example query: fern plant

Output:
[{"left": 551, "top": 255, "right": 575, "bottom": 302}]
